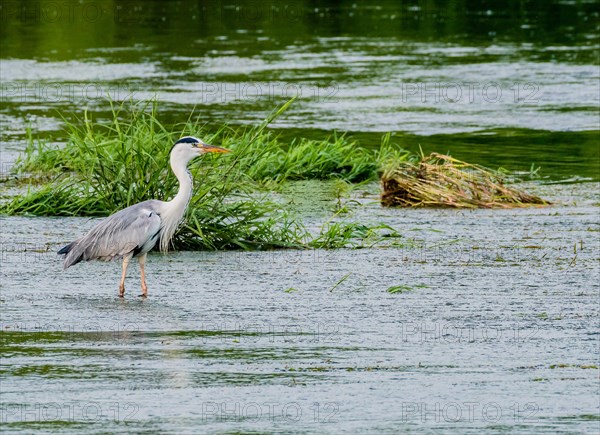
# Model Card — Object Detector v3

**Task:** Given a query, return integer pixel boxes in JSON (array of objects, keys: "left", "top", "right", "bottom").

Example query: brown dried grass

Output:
[{"left": 381, "top": 153, "right": 549, "bottom": 208}]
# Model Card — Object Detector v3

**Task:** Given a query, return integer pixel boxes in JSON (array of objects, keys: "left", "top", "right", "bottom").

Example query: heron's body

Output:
[
  {"left": 58, "top": 200, "right": 162, "bottom": 266},
  {"left": 57, "top": 136, "right": 229, "bottom": 297}
]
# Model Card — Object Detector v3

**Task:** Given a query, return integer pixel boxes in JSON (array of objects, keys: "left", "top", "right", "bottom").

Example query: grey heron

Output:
[{"left": 57, "top": 136, "right": 230, "bottom": 297}]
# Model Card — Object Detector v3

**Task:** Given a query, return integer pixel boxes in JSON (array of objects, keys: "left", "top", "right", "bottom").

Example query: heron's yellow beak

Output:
[{"left": 199, "top": 143, "right": 230, "bottom": 153}]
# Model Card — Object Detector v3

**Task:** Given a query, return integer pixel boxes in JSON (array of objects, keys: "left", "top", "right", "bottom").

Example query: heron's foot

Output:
[
  {"left": 119, "top": 284, "right": 125, "bottom": 298},
  {"left": 139, "top": 282, "right": 148, "bottom": 298}
]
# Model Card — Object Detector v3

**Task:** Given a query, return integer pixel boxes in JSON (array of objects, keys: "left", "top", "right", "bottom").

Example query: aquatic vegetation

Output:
[
  {"left": 387, "top": 283, "right": 429, "bottom": 294},
  {"left": 549, "top": 363, "right": 598, "bottom": 369},
  {"left": 381, "top": 152, "right": 549, "bottom": 208},
  {"left": 241, "top": 133, "right": 378, "bottom": 183},
  {"left": 3, "top": 100, "right": 549, "bottom": 250},
  {"left": 328, "top": 272, "right": 353, "bottom": 292},
  {"left": 14, "top": 101, "right": 386, "bottom": 188},
  {"left": 4, "top": 100, "right": 403, "bottom": 250},
  {"left": 1, "top": 181, "right": 106, "bottom": 217},
  {"left": 177, "top": 199, "right": 308, "bottom": 250},
  {"left": 386, "top": 285, "right": 413, "bottom": 294}
]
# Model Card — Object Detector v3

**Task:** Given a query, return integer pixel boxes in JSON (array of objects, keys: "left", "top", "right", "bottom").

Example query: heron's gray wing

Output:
[{"left": 61, "top": 200, "right": 162, "bottom": 268}]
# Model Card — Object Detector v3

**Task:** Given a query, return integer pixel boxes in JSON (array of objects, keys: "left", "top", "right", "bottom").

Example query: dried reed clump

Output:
[{"left": 380, "top": 153, "right": 549, "bottom": 208}]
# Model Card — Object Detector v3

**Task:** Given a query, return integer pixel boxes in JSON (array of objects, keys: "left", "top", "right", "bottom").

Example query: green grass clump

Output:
[
  {"left": 3, "top": 99, "right": 405, "bottom": 250},
  {"left": 15, "top": 102, "right": 392, "bottom": 190},
  {"left": 1, "top": 181, "right": 106, "bottom": 216},
  {"left": 178, "top": 199, "right": 308, "bottom": 250},
  {"left": 240, "top": 134, "right": 378, "bottom": 183}
]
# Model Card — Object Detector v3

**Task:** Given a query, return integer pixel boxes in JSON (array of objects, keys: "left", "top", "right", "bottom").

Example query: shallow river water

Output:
[
  {"left": 1, "top": 1, "right": 599, "bottom": 433},
  {"left": 1, "top": 183, "right": 599, "bottom": 433}
]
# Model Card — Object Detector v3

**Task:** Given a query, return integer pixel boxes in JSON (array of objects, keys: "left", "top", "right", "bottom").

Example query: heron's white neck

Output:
[
  {"left": 169, "top": 153, "right": 194, "bottom": 211},
  {"left": 159, "top": 153, "right": 194, "bottom": 251}
]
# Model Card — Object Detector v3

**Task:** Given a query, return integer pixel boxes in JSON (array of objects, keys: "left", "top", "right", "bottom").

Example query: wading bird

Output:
[{"left": 58, "top": 137, "right": 230, "bottom": 298}]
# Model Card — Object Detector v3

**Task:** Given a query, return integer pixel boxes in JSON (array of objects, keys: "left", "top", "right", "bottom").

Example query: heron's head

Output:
[{"left": 171, "top": 136, "right": 230, "bottom": 162}]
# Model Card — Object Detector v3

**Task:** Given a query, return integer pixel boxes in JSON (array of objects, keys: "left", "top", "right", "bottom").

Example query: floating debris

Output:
[{"left": 381, "top": 153, "right": 549, "bottom": 208}]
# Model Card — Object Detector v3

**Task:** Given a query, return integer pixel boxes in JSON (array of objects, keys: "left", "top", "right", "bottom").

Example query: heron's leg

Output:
[
  {"left": 119, "top": 255, "right": 132, "bottom": 297},
  {"left": 138, "top": 253, "right": 148, "bottom": 298}
]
